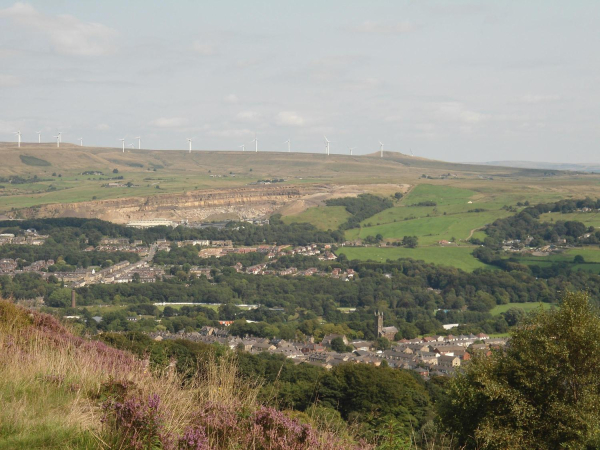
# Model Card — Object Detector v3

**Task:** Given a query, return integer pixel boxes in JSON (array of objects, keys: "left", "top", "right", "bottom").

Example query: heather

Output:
[{"left": 0, "top": 300, "right": 370, "bottom": 449}]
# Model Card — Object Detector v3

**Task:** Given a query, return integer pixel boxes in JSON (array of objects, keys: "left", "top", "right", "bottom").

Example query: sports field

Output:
[
  {"left": 490, "top": 302, "right": 556, "bottom": 316},
  {"left": 336, "top": 245, "right": 488, "bottom": 272}
]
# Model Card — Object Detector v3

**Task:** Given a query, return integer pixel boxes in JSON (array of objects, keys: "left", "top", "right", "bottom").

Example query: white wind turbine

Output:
[
  {"left": 128, "top": 143, "right": 134, "bottom": 149},
  {"left": 410, "top": 148, "right": 414, "bottom": 157},
  {"left": 349, "top": 147, "right": 356, "bottom": 156},
  {"left": 135, "top": 136, "right": 141, "bottom": 149},
  {"left": 239, "top": 144, "right": 245, "bottom": 152},
  {"left": 36, "top": 131, "right": 41, "bottom": 143},
  {"left": 252, "top": 134, "right": 258, "bottom": 152},
  {"left": 78, "top": 138, "right": 83, "bottom": 146},
  {"left": 324, "top": 136, "right": 330, "bottom": 155},
  {"left": 187, "top": 138, "right": 193, "bottom": 153},
  {"left": 119, "top": 138, "right": 125, "bottom": 153},
  {"left": 57, "top": 132, "right": 62, "bottom": 143},
  {"left": 14, "top": 131, "right": 21, "bottom": 148},
  {"left": 53, "top": 135, "right": 60, "bottom": 148},
  {"left": 284, "top": 139, "right": 291, "bottom": 153},
  {"left": 379, "top": 141, "right": 384, "bottom": 158}
]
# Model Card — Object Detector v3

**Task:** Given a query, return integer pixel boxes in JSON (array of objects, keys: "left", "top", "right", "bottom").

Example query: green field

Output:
[
  {"left": 509, "top": 247, "right": 600, "bottom": 273},
  {"left": 346, "top": 210, "right": 512, "bottom": 245},
  {"left": 490, "top": 302, "right": 556, "bottom": 316},
  {"left": 540, "top": 211, "right": 600, "bottom": 228},
  {"left": 344, "top": 185, "right": 515, "bottom": 244},
  {"left": 282, "top": 206, "right": 350, "bottom": 230},
  {"left": 336, "top": 246, "right": 489, "bottom": 271}
]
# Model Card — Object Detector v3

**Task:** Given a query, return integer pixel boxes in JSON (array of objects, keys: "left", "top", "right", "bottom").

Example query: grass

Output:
[
  {"left": 0, "top": 300, "right": 366, "bottom": 449},
  {"left": 540, "top": 211, "right": 600, "bottom": 228},
  {"left": 346, "top": 185, "right": 515, "bottom": 244},
  {"left": 403, "top": 184, "right": 478, "bottom": 207},
  {"left": 490, "top": 302, "right": 556, "bottom": 316},
  {"left": 282, "top": 206, "right": 350, "bottom": 230},
  {"left": 336, "top": 246, "right": 489, "bottom": 272},
  {"left": 507, "top": 247, "right": 600, "bottom": 273},
  {"left": 347, "top": 210, "right": 512, "bottom": 245}
]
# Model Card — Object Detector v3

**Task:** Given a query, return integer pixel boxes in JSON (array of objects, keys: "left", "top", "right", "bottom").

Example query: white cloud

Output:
[
  {"left": 351, "top": 21, "right": 415, "bottom": 35},
  {"left": 0, "top": 74, "right": 20, "bottom": 87},
  {"left": 224, "top": 94, "right": 238, "bottom": 103},
  {"left": 96, "top": 123, "right": 110, "bottom": 131},
  {"left": 275, "top": 111, "right": 305, "bottom": 127},
  {"left": 192, "top": 41, "right": 215, "bottom": 55},
  {"left": 0, "top": 2, "right": 118, "bottom": 56},
  {"left": 150, "top": 117, "right": 188, "bottom": 128},
  {"left": 236, "top": 111, "right": 261, "bottom": 122}
]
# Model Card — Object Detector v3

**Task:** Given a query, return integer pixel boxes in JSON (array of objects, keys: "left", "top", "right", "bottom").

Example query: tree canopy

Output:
[{"left": 441, "top": 291, "right": 600, "bottom": 449}]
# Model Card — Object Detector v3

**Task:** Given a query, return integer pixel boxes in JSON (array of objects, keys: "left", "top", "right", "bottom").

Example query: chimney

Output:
[{"left": 71, "top": 290, "right": 76, "bottom": 309}]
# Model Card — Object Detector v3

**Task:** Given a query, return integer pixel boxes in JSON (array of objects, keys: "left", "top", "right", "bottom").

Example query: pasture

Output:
[
  {"left": 346, "top": 184, "right": 514, "bottom": 244},
  {"left": 509, "top": 247, "right": 600, "bottom": 273},
  {"left": 281, "top": 206, "right": 350, "bottom": 230},
  {"left": 539, "top": 211, "right": 600, "bottom": 228}
]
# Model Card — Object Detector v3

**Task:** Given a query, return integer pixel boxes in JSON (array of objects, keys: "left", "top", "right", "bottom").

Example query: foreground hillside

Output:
[{"left": 0, "top": 300, "right": 368, "bottom": 449}]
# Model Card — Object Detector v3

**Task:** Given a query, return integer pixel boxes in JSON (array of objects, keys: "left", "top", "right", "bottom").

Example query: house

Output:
[
  {"left": 438, "top": 355, "right": 461, "bottom": 369},
  {"left": 300, "top": 343, "right": 325, "bottom": 354}
]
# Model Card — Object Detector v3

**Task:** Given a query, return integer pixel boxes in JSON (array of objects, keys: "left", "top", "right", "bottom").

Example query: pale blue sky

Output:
[{"left": 0, "top": 1, "right": 598, "bottom": 162}]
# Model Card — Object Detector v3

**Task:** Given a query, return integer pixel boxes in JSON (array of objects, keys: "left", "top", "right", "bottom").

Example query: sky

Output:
[{"left": 0, "top": 0, "right": 598, "bottom": 162}]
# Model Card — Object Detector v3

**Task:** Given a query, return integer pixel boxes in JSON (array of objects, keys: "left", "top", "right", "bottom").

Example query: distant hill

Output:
[
  {"left": 482, "top": 160, "right": 600, "bottom": 173},
  {"left": 0, "top": 142, "right": 567, "bottom": 179}
]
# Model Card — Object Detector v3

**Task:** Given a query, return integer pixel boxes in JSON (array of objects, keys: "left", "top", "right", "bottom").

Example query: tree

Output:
[
  {"left": 375, "top": 337, "right": 391, "bottom": 351},
  {"left": 330, "top": 336, "right": 347, "bottom": 353},
  {"left": 394, "top": 192, "right": 404, "bottom": 200},
  {"left": 113, "top": 168, "right": 119, "bottom": 173},
  {"left": 440, "top": 292, "right": 600, "bottom": 449},
  {"left": 574, "top": 254, "right": 585, "bottom": 264},
  {"left": 402, "top": 236, "right": 418, "bottom": 248}
]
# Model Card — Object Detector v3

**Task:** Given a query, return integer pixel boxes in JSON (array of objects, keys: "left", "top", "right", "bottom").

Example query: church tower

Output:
[{"left": 375, "top": 311, "right": 383, "bottom": 337}]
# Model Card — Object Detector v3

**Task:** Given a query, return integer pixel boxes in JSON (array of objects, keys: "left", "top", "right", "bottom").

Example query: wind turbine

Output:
[
  {"left": 57, "top": 132, "right": 62, "bottom": 143},
  {"left": 53, "top": 135, "right": 60, "bottom": 148},
  {"left": 128, "top": 143, "right": 134, "bottom": 149},
  {"left": 78, "top": 138, "right": 84, "bottom": 146},
  {"left": 410, "top": 148, "right": 414, "bottom": 157},
  {"left": 239, "top": 144, "right": 245, "bottom": 152},
  {"left": 324, "top": 136, "right": 330, "bottom": 155},
  {"left": 119, "top": 138, "right": 125, "bottom": 153},
  {"left": 14, "top": 131, "right": 21, "bottom": 148},
  {"left": 36, "top": 131, "right": 41, "bottom": 143},
  {"left": 252, "top": 134, "right": 258, "bottom": 152},
  {"left": 349, "top": 147, "right": 356, "bottom": 156},
  {"left": 187, "top": 138, "right": 193, "bottom": 153},
  {"left": 379, "top": 141, "right": 384, "bottom": 158},
  {"left": 284, "top": 139, "right": 291, "bottom": 153},
  {"left": 135, "top": 136, "right": 141, "bottom": 149}
]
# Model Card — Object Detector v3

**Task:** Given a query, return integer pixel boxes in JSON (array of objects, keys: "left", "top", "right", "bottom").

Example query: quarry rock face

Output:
[{"left": 11, "top": 185, "right": 322, "bottom": 223}]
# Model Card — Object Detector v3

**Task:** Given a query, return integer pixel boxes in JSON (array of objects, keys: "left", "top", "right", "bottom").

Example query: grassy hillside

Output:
[{"left": 0, "top": 300, "right": 366, "bottom": 449}]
